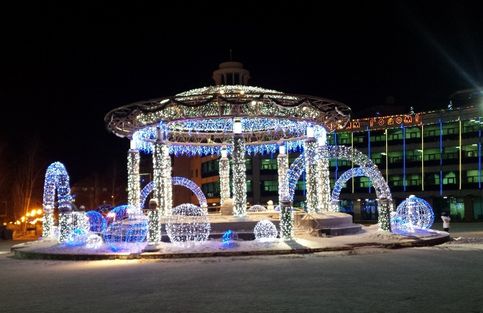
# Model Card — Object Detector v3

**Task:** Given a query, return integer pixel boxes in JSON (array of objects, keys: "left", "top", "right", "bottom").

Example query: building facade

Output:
[{"left": 183, "top": 89, "right": 483, "bottom": 222}]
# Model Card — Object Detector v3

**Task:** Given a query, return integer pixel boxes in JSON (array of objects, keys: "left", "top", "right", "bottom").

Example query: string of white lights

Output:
[
  {"left": 304, "top": 139, "right": 318, "bottom": 213},
  {"left": 127, "top": 147, "right": 141, "bottom": 211},
  {"left": 232, "top": 135, "right": 247, "bottom": 216},
  {"left": 219, "top": 149, "right": 230, "bottom": 206}
]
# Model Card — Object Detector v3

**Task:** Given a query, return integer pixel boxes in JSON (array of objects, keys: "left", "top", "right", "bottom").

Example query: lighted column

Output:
[
  {"left": 42, "top": 207, "right": 54, "bottom": 239},
  {"left": 378, "top": 198, "right": 392, "bottom": 232},
  {"left": 162, "top": 144, "right": 172, "bottom": 215},
  {"left": 219, "top": 146, "right": 230, "bottom": 206},
  {"left": 316, "top": 130, "right": 331, "bottom": 212},
  {"left": 304, "top": 126, "right": 318, "bottom": 213},
  {"left": 277, "top": 144, "right": 289, "bottom": 204},
  {"left": 232, "top": 118, "right": 247, "bottom": 216},
  {"left": 150, "top": 139, "right": 163, "bottom": 243},
  {"left": 127, "top": 140, "right": 141, "bottom": 211},
  {"left": 278, "top": 144, "right": 293, "bottom": 240}
]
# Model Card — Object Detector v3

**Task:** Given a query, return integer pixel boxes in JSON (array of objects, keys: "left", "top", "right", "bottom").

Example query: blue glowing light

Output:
[{"left": 86, "top": 210, "right": 107, "bottom": 233}]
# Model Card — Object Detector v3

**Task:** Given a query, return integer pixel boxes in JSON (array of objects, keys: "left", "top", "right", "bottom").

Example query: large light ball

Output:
[
  {"left": 247, "top": 205, "right": 267, "bottom": 213},
  {"left": 103, "top": 212, "right": 148, "bottom": 252},
  {"left": 166, "top": 203, "right": 211, "bottom": 247},
  {"left": 393, "top": 195, "right": 434, "bottom": 232},
  {"left": 254, "top": 220, "right": 278, "bottom": 241}
]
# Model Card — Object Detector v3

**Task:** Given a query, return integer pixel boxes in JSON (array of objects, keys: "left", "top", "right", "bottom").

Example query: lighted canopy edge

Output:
[{"left": 105, "top": 85, "right": 351, "bottom": 150}]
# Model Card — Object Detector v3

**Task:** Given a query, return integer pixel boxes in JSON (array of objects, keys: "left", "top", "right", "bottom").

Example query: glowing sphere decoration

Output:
[
  {"left": 247, "top": 205, "right": 267, "bottom": 212},
  {"left": 103, "top": 212, "right": 149, "bottom": 252},
  {"left": 86, "top": 211, "right": 107, "bottom": 233},
  {"left": 86, "top": 233, "right": 103, "bottom": 249},
  {"left": 166, "top": 203, "right": 211, "bottom": 247},
  {"left": 254, "top": 220, "right": 278, "bottom": 241},
  {"left": 394, "top": 195, "right": 434, "bottom": 232}
]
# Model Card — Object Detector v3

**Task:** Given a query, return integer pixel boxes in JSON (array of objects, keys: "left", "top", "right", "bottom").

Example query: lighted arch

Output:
[
  {"left": 287, "top": 145, "right": 393, "bottom": 231},
  {"left": 331, "top": 167, "right": 370, "bottom": 202},
  {"left": 140, "top": 176, "right": 207, "bottom": 209},
  {"left": 42, "top": 162, "right": 73, "bottom": 241},
  {"left": 320, "top": 145, "right": 393, "bottom": 231},
  {"left": 288, "top": 154, "right": 305, "bottom": 201}
]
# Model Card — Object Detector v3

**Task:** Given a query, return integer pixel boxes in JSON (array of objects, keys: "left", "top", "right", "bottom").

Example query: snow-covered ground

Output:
[
  {"left": 1, "top": 229, "right": 483, "bottom": 313},
  {"left": 10, "top": 224, "right": 447, "bottom": 258}
]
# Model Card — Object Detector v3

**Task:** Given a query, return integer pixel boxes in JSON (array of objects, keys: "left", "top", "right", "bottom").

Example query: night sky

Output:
[{"left": 1, "top": 1, "right": 482, "bottom": 181}]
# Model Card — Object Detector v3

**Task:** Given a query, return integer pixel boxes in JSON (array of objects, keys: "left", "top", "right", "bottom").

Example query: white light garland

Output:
[
  {"left": 279, "top": 200, "right": 294, "bottom": 240},
  {"left": 277, "top": 146, "right": 289, "bottom": 204},
  {"left": 316, "top": 148, "right": 331, "bottom": 212},
  {"left": 127, "top": 148, "right": 141, "bottom": 211},
  {"left": 304, "top": 139, "right": 318, "bottom": 213},
  {"left": 219, "top": 152, "right": 230, "bottom": 206},
  {"left": 150, "top": 142, "right": 163, "bottom": 242},
  {"left": 232, "top": 135, "right": 247, "bottom": 216},
  {"left": 162, "top": 145, "right": 172, "bottom": 215},
  {"left": 166, "top": 203, "right": 211, "bottom": 247}
]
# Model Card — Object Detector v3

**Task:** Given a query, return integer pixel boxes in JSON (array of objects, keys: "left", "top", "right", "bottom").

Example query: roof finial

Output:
[{"left": 229, "top": 48, "right": 233, "bottom": 61}]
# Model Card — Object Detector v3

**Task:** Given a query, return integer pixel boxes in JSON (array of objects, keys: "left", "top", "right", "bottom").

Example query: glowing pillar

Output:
[
  {"left": 232, "top": 119, "right": 247, "bottom": 216},
  {"left": 378, "top": 198, "right": 392, "bottom": 232},
  {"left": 304, "top": 137, "right": 318, "bottom": 213},
  {"left": 280, "top": 199, "right": 294, "bottom": 240},
  {"left": 219, "top": 147, "right": 230, "bottom": 206},
  {"left": 277, "top": 144, "right": 289, "bottom": 204},
  {"left": 162, "top": 144, "right": 172, "bottom": 215},
  {"left": 150, "top": 141, "right": 163, "bottom": 243},
  {"left": 316, "top": 139, "right": 331, "bottom": 212},
  {"left": 127, "top": 142, "right": 141, "bottom": 211}
]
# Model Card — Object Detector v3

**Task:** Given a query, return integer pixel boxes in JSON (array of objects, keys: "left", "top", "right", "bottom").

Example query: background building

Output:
[{"left": 174, "top": 87, "right": 483, "bottom": 222}]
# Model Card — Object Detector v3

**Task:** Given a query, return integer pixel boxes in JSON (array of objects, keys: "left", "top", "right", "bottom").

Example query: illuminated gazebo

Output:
[{"left": 105, "top": 61, "right": 361, "bottom": 242}]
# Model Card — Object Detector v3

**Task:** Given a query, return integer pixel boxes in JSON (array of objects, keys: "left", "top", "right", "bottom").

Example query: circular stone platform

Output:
[{"left": 11, "top": 225, "right": 450, "bottom": 261}]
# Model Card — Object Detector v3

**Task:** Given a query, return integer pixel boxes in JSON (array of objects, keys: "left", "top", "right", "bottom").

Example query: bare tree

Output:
[
  {"left": 0, "top": 142, "right": 8, "bottom": 219},
  {"left": 12, "top": 140, "right": 44, "bottom": 232}
]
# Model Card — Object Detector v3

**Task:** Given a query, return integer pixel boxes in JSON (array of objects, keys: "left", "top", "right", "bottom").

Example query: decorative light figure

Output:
[
  {"left": 254, "top": 220, "right": 278, "bottom": 241},
  {"left": 221, "top": 229, "right": 239, "bottom": 248},
  {"left": 166, "top": 203, "right": 211, "bottom": 247}
]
